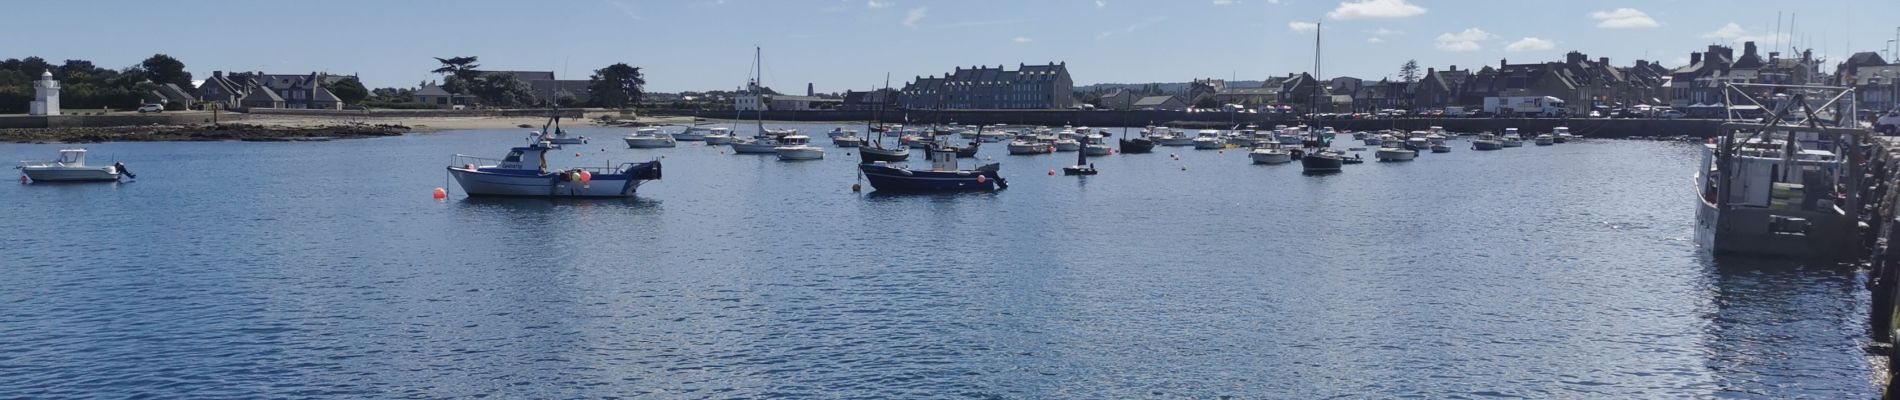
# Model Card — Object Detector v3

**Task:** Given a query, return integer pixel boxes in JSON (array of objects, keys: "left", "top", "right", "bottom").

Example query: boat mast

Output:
[
  {"left": 753, "top": 46, "right": 765, "bottom": 138},
  {"left": 1311, "top": 21, "right": 1322, "bottom": 134}
]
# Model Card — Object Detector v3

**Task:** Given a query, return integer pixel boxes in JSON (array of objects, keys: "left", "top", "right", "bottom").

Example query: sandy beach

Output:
[{"left": 230, "top": 113, "right": 700, "bottom": 132}]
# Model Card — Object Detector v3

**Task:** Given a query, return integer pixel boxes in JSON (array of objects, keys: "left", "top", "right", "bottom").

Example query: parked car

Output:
[
  {"left": 136, "top": 104, "right": 164, "bottom": 113},
  {"left": 1658, "top": 109, "right": 1687, "bottom": 119}
]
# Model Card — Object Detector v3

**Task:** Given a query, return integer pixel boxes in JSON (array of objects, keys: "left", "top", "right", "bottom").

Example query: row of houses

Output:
[
  {"left": 197, "top": 71, "right": 351, "bottom": 110},
  {"left": 1063, "top": 41, "right": 1846, "bottom": 117}
]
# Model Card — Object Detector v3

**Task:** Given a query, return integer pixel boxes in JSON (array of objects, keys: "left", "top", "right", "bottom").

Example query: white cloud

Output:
[
  {"left": 1505, "top": 37, "right": 1556, "bottom": 52},
  {"left": 1013, "top": 37, "right": 1033, "bottom": 43},
  {"left": 1702, "top": 22, "right": 1745, "bottom": 39},
  {"left": 602, "top": 0, "right": 643, "bottom": 20},
  {"left": 1213, "top": 0, "right": 1238, "bottom": 4},
  {"left": 1367, "top": 37, "right": 1384, "bottom": 43},
  {"left": 1589, "top": 8, "right": 1659, "bottom": 29},
  {"left": 1700, "top": 22, "right": 1790, "bottom": 45},
  {"left": 1267, "top": 0, "right": 1281, "bottom": 3},
  {"left": 1369, "top": 28, "right": 1400, "bottom": 36},
  {"left": 1288, "top": 21, "right": 1318, "bottom": 33},
  {"left": 903, "top": 6, "right": 927, "bottom": 28},
  {"left": 1434, "top": 28, "right": 1494, "bottom": 52},
  {"left": 867, "top": 0, "right": 889, "bottom": 8},
  {"left": 1097, "top": 15, "right": 1167, "bottom": 39},
  {"left": 1326, "top": 0, "right": 1426, "bottom": 20},
  {"left": 1095, "top": 0, "right": 1106, "bottom": 8},
  {"left": 1672, "top": 56, "right": 1691, "bottom": 66}
]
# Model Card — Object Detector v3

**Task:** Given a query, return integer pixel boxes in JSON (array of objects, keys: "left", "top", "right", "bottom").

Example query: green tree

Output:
[
  {"left": 431, "top": 56, "right": 481, "bottom": 94},
  {"left": 323, "top": 77, "right": 370, "bottom": 104},
  {"left": 1194, "top": 96, "right": 1219, "bottom": 109},
  {"left": 471, "top": 73, "right": 536, "bottom": 107},
  {"left": 1400, "top": 59, "right": 1420, "bottom": 83},
  {"left": 140, "top": 54, "right": 193, "bottom": 93},
  {"left": 586, "top": 63, "right": 646, "bottom": 108}
]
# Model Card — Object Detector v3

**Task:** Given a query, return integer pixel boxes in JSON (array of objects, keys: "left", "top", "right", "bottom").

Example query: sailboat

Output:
[
  {"left": 860, "top": 74, "right": 911, "bottom": 163},
  {"left": 730, "top": 47, "right": 784, "bottom": 154},
  {"left": 1062, "top": 134, "right": 1098, "bottom": 176},
  {"left": 1298, "top": 21, "right": 1346, "bottom": 173}
]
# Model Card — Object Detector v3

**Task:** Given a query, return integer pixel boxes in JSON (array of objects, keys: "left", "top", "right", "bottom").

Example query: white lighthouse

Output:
[{"left": 30, "top": 71, "right": 60, "bottom": 116}]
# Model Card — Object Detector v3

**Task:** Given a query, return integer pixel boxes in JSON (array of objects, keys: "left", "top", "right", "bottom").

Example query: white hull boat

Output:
[
  {"left": 19, "top": 149, "right": 131, "bottom": 182},
  {"left": 623, "top": 128, "right": 677, "bottom": 148},
  {"left": 1375, "top": 147, "right": 1417, "bottom": 161}
]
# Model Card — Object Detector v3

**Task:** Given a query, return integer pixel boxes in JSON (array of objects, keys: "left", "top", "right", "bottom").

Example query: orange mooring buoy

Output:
[
  {"left": 19, "top": 175, "right": 27, "bottom": 184},
  {"left": 432, "top": 187, "right": 447, "bottom": 199},
  {"left": 1048, "top": 169, "right": 1055, "bottom": 176}
]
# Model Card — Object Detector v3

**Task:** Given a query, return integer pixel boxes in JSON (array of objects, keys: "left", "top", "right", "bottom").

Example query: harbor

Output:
[
  {"left": 0, "top": 119, "right": 1890, "bottom": 397},
  {"left": 11, "top": 0, "right": 1900, "bottom": 397}
]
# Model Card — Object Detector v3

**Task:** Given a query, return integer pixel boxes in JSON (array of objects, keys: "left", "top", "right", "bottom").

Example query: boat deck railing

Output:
[{"left": 449, "top": 154, "right": 503, "bottom": 168}]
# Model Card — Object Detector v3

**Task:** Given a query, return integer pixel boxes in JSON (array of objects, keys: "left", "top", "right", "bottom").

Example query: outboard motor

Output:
[{"left": 114, "top": 162, "right": 135, "bottom": 179}]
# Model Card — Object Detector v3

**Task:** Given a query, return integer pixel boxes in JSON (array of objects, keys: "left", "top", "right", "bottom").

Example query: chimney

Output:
[
  {"left": 807, "top": 82, "right": 813, "bottom": 96},
  {"left": 1500, "top": 58, "right": 1508, "bottom": 68},
  {"left": 1566, "top": 52, "right": 1585, "bottom": 64},
  {"left": 1743, "top": 41, "right": 1758, "bottom": 58},
  {"left": 213, "top": 70, "right": 223, "bottom": 78},
  {"left": 1599, "top": 57, "right": 1609, "bottom": 65},
  {"left": 1691, "top": 52, "right": 1703, "bottom": 66},
  {"left": 1449, "top": 65, "right": 1458, "bottom": 72}
]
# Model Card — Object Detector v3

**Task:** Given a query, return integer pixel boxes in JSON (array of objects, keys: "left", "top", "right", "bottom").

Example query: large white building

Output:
[{"left": 29, "top": 71, "right": 59, "bottom": 116}]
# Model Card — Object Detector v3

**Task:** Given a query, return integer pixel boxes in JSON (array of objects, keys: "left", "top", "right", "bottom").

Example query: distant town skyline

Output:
[{"left": 6, "top": 0, "right": 1899, "bottom": 93}]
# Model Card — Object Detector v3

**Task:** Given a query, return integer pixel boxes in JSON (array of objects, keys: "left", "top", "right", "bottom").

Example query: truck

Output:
[
  {"left": 1482, "top": 96, "right": 1567, "bottom": 117},
  {"left": 1443, "top": 106, "right": 1468, "bottom": 117}
]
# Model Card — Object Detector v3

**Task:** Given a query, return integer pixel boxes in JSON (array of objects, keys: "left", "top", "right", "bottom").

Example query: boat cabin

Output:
[
  {"left": 54, "top": 149, "right": 89, "bottom": 165},
  {"left": 929, "top": 148, "right": 959, "bottom": 172},
  {"left": 780, "top": 135, "right": 812, "bottom": 145},
  {"left": 499, "top": 144, "right": 551, "bottom": 171}
]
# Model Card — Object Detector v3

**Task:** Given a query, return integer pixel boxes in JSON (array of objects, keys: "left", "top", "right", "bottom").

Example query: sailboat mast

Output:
[
  {"left": 1312, "top": 21, "right": 1322, "bottom": 129},
  {"left": 754, "top": 46, "right": 764, "bottom": 137}
]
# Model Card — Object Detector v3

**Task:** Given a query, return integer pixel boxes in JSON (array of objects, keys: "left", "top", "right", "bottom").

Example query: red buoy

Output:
[{"left": 432, "top": 187, "right": 447, "bottom": 200}]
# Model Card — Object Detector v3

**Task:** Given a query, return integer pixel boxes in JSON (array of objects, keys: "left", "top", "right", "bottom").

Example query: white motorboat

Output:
[
  {"left": 672, "top": 125, "right": 714, "bottom": 141},
  {"left": 1501, "top": 129, "right": 1524, "bottom": 147},
  {"left": 1157, "top": 129, "right": 1196, "bottom": 146},
  {"left": 1404, "top": 136, "right": 1431, "bottom": 151},
  {"left": 827, "top": 127, "right": 858, "bottom": 139},
  {"left": 1473, "top": 133, "right": 1503, "bottom": 150},
  {"left": 1374, "top": 144, "right": 1417, "bottom": 161},
  {"left": 1053, "top": 132, "right": 1082, "bottom": 152},
  {"left": 1553, "top": 126, "right": 1575, "bottom": 143},
  {"left": 774, "top": 135, "right": 825, "bottom": 160},
  {"left": 1007, "top": 133, "right": 1052, "bottom": 155},
  {"left": 832, "top": 133, "right": 863, "bottom": 148},
  {"left": 1083, "top": 134, "right": 1113, "bottom": 156},
  {"left": 448, "top": 137, "right": 660, "bottom": 198},
  {"left": 1276, "top": 128, "right": 1307, "bottom": 146},
  {"left": 1192, "top": 130, "right": 1226, "bottom": 149},
  {"left": 18, "top": 149, "right": 131, "bottom": 182},
  {"left": 1249, "top": 142, "right": 1293, "bottom": 164},
  {"left": 1534, "top": 134, "right": 1555, "bottom": 146},
  {"left": 977, "top": 129, "right": 1010, "bottom": 143},
  {"left": 730, "top": 134, "right": 783, "bottom": 154},
  {"left": 623, "top": 128, "right": 677, "bottom": 148},
  {"left": 702, "top": 127, "right": 735, "bottom": 145},
  {"left": 1362, "top": 135, "right": 1383, "bottom": 146},
  {"left": 1227, "top": 128, "right": 1258, "bottom": 147}
]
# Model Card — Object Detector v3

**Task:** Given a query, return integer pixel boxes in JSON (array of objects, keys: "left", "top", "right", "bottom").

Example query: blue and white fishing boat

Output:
[
  {"left": 858, "top": 148, "right": 1006, "bottom": 192},
  {"left": 447, "top": 133, "right": 661, "bottom": 198}
]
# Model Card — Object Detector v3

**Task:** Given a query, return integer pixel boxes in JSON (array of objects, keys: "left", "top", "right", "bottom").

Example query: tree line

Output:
[
  {"left": 0, "top": 54, "right": 196, "bottom": 113},
  {"left": 423, "top": 56, "right": 646, "bottom": 109}
]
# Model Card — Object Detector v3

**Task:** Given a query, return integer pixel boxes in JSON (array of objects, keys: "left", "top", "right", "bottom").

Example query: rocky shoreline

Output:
[{"left": 0, "top": 123, "right": 410, "bottom": 144}]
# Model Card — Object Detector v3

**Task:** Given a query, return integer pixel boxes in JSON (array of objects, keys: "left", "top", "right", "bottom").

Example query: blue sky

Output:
[{"left": 6, "top": 0, "right": 1899, "bottom": 93}]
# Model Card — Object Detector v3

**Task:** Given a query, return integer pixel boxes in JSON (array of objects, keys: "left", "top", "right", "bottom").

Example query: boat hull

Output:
[
  {"left": 1118, "top": 139, "right": 1156, "bottom": 154},
  {"left": 859, "top": 163, "right": 1004, "bottom": 192},
  {"left": 21, "top": 167, "right": 119, "bottom": 182},
  {"left": 448, "top": 164, "right": 659, "bottom": 198},
  {"left": 1249, "top": 151, "right": 1292, "bottom": 164},
  {"left": 1374, "top": 149, "right": 1416, "bottom": 161},
  {"left": 624, "top": 138, "right": 676, "bottom": 148},
  {"left": 859, "top": 147, "right": 910, "bottom": 162},
  {"left": 1007, "top": 143, "right": 1052, "bottom": 155},
  {"left": 1301, "top": 154, "right": 1344, "bottom": 172},
  {"left": 730, "top": 141, "right": 779, "bottom": 154},
  {"left": 1054, "top": 142, "right": 1082, "bottom": 152},
  {"left": 704, "top": 135, "right": 735, "bottom": 145},
  {"left": 671, "top": 133, "right": 706, "bottom": 141},
  {"left": 775, "top": 147, "right": 825, "bottom": 160},
  {"left": 1473, "top": 140, "right": 1503, "bottom": 150},
  {"left": 1193, "top": 140, "right": 1225, "bottom": 149}
]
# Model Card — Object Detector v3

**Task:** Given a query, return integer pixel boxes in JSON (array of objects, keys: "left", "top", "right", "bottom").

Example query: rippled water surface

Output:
[{"left": 0, "top": 123, "right": 1878, "bottom": 398}]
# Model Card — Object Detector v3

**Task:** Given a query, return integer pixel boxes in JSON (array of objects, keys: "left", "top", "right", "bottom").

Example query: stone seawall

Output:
[{"left": 648, "top": 108, "right": 1724, "bottom": 138}]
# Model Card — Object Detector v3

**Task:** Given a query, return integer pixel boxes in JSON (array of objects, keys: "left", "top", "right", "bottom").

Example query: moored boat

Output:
[
  {"left": 18, "top": 149, "right": 132, "bottom": 182},
  {"left": 448, "top": 137, "right": 660, "bottom": 198},
  {"left": 1301, "top": 149, "right": 1346, "bottom": 172},
  {"left": 1249, "top": 142, "right": 1293, "bottom": 164},
  {"left": 623, "top": 128, "right": 678, "bottom": 148},
  {"left": 1374, "top": 144, "right": 1417, "bottom": 161},
  {"left": 774, "top": 135, "right": 825, "bottom": 160},
  {"left": 858, "top": 147, "right": 1006, "bottom": 192}
]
